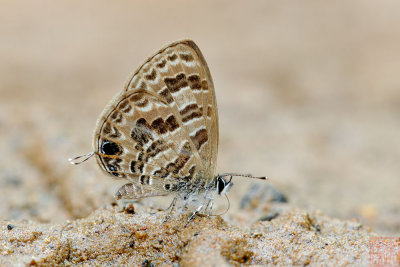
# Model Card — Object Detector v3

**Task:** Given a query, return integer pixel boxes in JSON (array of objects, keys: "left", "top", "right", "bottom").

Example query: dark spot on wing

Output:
[
  {"left": 129, "top": 93, "right": 149, "bottom": 108},
  {"left": 153, "top": 168, "right": 169, "bottom": 178},
  {"left": 138, "top": 81, "right": 147, "bottom": 90},
  {"left": 157, "top": 59, "right": 167, "bottom": 69},
  {"left": 101, "top": 156, "right": 124, "bottom": 178},
  {"left": 167, "top": 54, "right": 177, "bottom": 62},
  {"left": 110, "top": 111, "right": 123, "bottom": 123},
  {"left": 179, "top": 53, "right": 194, "bottom": 62},
  {"left": 164, "top": 73, "right": 188, "bottom": 93},
  {"left": 188, "top": 74, "right": 202, "bottom": 90},
  {"left": 165, "top": 115, "right": 179, "bottom": 131},
  {"left": 207, "top": 105, "right": 213, "bottom": 117},
  {"left": 180, "top": 103, "right": 202, "bottom": 123},
  {"left": 131, "top": 127, "right": 152, "bottom": 147},
  {"left": 102, "top": 123, "right": 121, "bottom": 138},
  {"left": 182, "top": 111, "right": 202, "bottom": 123},
  {"left": 145, "top": 140, "right": 169, "bottom": 159},
  {"left": 190, "top": 128, "right": 208, "bottom": 151},
  {"left": 130, "top": 160, "right": 137, "bottom": 173},
  {"left": 166, "top": 162, "right": 179, "bottom": 174},
  {"left": 158, "top": 87, "right": 173, "bottom": 104},
  {"left": 101, "top": 140, "right": 121, "bottom": 155},
  {"left": 129, "top": 93, "right": 143, "bottom": 102},
  {"left": 163, "top": 142, "right": 191, "bottom": 175},
  {"left": 151, "top": 118, "right": 168, "bottom": 134},
  {"left": 144, "top": 68, "right": 157, "bottom": 81},
  {"left": 139, "top": 175, "right": 150, "bottom": 185},
  {"left": 119, "top": 99, "right": 132, "bottom": 114},
  {"left": 138, "top": 163, "right": 144, "bottom": 174},
  {"left": 201, "top": 80, "right": 209, "bottom": 91},
  {"left": 131, "top": 118, "right": 153, "bottom": 147},
  {"left": 189, "top": 165, "right": 196, "bottom": 176}
]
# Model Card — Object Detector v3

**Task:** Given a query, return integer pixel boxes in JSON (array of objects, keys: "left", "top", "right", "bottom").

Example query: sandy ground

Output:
[
  {"left": 0, "top": 205, "right": 374, "bottom": 266},
  {"left": 0, "top": 0, "right": 399, "bottom": 265}
]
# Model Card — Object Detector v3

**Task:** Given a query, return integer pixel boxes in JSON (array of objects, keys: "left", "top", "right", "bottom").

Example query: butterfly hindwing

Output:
[
  {"left": 95, "top": 91, "right": 196, "bottom": 187},
  {"left": 115, "top": 183, "right": 169, "bottom": 200}
]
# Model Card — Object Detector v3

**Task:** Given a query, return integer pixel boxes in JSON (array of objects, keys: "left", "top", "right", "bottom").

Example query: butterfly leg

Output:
[
  {"left": 163, "top": 196, "right": 179, "bottom": 223},
  {"left": 185, "top": 204, "right": 204, "bottom": 227},
  {"left": 205, "top": 199, "right": 214, "bottom": 217}
]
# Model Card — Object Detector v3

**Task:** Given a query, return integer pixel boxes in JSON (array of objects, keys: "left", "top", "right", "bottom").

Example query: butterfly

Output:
[{"left": 70, "top": 40, "right": 266, "bottom": 224}]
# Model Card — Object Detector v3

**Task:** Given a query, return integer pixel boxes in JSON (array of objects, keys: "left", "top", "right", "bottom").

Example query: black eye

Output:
[
  {"left": 217, "top": 177, "right": 226, "bottom": 195},
  {"left": 101, "top": 140, "right": 121, "bottom": 155}
]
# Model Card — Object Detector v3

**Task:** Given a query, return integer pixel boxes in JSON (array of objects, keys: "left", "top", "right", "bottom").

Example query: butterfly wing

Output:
[
  {"left": 93, "top": 40, "right": 218, "bottom": 197},
  {"left": 114, "top": 183, "right": 169, "bottom": 200}
]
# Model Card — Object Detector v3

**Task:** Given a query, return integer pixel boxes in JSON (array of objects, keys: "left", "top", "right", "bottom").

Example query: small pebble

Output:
[
  {"left": 260, "top": 211, "right": 280, "bottom": 221},
  {"left": 124, "top": 204, "right": 135, "bottom": 214},
  {"left": 135, "top": 231, "right": 147, "bottom": 239},
  {"left": 241, "top": 184, "right": 287, "bottom": 210},
  {"left": 141, "top": 259, "right": 154, "bottom": 267}
]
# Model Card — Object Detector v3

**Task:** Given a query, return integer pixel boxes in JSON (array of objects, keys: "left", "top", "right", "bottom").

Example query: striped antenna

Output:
[{"left": 218, "top": 173, "right": 267, "bottom": 180}]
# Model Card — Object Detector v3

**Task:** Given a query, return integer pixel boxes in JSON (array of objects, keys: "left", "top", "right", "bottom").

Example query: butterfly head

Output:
[
  {"left": 214, "top": 173, "right": 267, "bottom": 196},
  {"left": 215, "top": 175, "right": 233, "bottom": 195}
]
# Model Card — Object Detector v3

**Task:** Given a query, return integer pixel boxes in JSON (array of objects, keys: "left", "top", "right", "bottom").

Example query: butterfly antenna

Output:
[
  {"left": 219, "top": 173, "right": 267, "bottom": 180},
  {"left": 68, "top": 152, "right": 94, "bottom": 165}
]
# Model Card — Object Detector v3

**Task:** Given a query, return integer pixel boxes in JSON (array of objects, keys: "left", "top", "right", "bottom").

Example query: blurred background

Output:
[{"left": 0, "top": 1, "right": 399, "bottom": 235}]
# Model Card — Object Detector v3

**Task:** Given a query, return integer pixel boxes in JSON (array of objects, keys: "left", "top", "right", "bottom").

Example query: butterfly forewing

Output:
[{"left": 93, "top": 40, "right": 218, "bottom": 198}]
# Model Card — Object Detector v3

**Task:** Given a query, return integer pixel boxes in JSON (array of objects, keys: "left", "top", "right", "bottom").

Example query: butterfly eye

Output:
[
  {"left": 101, "top": 140, "right": 121, "bottom": 155},
  {"left": 217, "top": 177, "right": 226, "bottom": 195}
]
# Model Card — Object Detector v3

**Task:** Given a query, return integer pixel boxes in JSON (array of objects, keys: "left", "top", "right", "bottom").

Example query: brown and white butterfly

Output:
[{"left": 70, "top": 40, "right": 265, "bottom": 224}]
